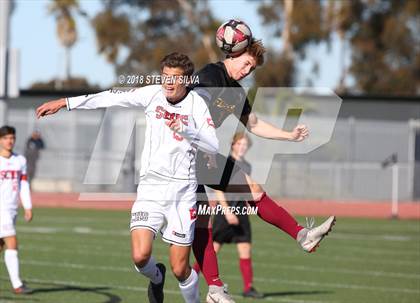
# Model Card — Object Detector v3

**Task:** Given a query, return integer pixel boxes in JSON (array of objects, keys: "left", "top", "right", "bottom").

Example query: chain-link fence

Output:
[{"left": 5, "top": 101, "right": 419, "bottom": 201}]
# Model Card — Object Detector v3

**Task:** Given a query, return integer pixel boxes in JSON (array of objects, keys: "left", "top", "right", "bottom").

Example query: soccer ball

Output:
[{"left": 216, "top": 19, "right": 252, "bottom": 56}]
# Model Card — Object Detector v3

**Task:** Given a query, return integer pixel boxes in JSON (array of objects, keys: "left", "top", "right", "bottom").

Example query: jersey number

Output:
[{"left": 173, "top": 131, "right": 184, "bottom": 141}]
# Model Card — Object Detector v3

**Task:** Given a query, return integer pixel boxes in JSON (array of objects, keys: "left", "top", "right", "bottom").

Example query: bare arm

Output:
[
  {"left": 246, "top": 113, "right": 309, "bottom": 142},
  {"left": 214, "top": 190, "right": 239, "bottom": 225},
  {"left": 36, "top": 98, "right": 66, "bottom": 118}
]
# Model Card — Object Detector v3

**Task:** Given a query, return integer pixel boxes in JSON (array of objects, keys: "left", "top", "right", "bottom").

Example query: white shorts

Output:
[
  {"left": 0, "top": 210, "right": 17, "bottom": 238},
  {"left": 130, "top": 175, "right": 198, "bottom": 246}
]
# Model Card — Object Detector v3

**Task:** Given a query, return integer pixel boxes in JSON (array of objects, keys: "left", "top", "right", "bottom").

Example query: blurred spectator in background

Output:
[
  {"left": 24, "top": 130, "right": 45, "bottom": 186},
  {"left": 212, "top": 132, "right": 264, "bottom": 299}
]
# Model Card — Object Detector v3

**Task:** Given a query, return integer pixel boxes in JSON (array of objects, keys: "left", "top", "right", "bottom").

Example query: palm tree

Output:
[
  {"left": 177, "top": 0, "right": 218, "bottom": 62},
  {"left": 326, "top": 0, "right": 358, "bottom": 94},
  {"left": 48, "top": 0, "right": 86, "bottom": 81},
  {"left": 281, "top": 0, "right": 294, "bottom": 59}
]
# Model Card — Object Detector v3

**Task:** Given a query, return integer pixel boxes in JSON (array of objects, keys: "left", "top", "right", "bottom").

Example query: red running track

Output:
[{"left": 31, "top": 192, "right": 420, "bottom": 220}]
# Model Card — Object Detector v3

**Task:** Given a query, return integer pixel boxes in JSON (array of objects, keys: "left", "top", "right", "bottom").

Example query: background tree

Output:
[
  {"left": 255, "top": 0, "right": 329, "bottom": 87},
  {"left": 48, "top": 0, "right": 87, "bottom": 82},
  {"left": 30, "top": 77, "right": 100, "bottom": 91},
  {"left": 345, "top": 0, "right": 419, "bottom": 95},
  {"left": 256, "top": 0, "right": 419, "bottom": 95},
  {"left": 91, "top": 9, "right": 131, "bottom": 64},
  {"left": 46, "top": 0, "right": 419, "bottom": 95},
  {"left": 326, "top": 0, "right": 363, "bottom": 93},
  {"left": 91, "top": 0, "right": 221, "bottom": 78}
]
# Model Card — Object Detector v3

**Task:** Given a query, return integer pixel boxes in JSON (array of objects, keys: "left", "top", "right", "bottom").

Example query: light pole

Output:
[
  {"left": 0, "top": 0, "right": 11, "bottom": 125},
  {"left": 382, "top": 153, "right": 399, "bottom": 219}
]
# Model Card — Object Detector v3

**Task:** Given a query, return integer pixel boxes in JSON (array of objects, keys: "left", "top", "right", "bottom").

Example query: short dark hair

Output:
[
  {"left": 0, "top": 125, "right": 16, "bottom": 138},
  {"left": 160, "top": 52, "right": 194, "bottom": 76}
]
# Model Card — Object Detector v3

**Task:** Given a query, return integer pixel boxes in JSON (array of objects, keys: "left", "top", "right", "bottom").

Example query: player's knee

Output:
[
  {"left": 131, "top": 250, "right": 151, "bottom": 267},
  {"left": 171, "top": 262, "right": 189, "bottom": 281},
  {"left": 238, "top": 244, "right": 252, "bottom": 259},
  {"left": 4, "top": 237, "right": 18, "bottom": 250}
]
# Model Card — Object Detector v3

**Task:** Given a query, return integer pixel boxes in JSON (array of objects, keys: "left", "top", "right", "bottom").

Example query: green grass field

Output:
[{"left": 1, "top": 208, "right": 419, "bottom": 303}]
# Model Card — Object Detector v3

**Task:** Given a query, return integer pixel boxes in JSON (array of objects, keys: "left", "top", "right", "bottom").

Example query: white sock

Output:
[
  {"left": 134, "top": 256, "right": 162, "bottom": 284},
  {"left": 179, "top": 269, "right": 199, "bottom": 303},
  {"left": 4, "top": 249, "right": 23, "bottom": 289},
  {"left": 296, "top": 228, "right": 309, "bottom": 243}
]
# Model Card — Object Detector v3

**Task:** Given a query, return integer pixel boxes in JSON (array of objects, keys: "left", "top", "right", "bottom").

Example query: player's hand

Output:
[
  {"left": 225, "top": 212, "right": 239, "bottom": 225},
  {"left": 24, "top": 209, "right": 33, "bottom": 222},
  {"left": 289, "top": 124, "right": 309, "bottom": 142},
  {"left": 166, "top": 118, "right": 183, "bottom": 133},
  {"left": 36, "top": 98, "right": 67, "bottom": 119},
  {"left": 203, "top": 153, "right": 218, "bottom": 169}
]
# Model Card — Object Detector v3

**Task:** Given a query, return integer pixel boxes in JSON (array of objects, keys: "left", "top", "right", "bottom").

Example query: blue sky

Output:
[{"left": 10, "top": 0, "right": 345, "bottom": 89}]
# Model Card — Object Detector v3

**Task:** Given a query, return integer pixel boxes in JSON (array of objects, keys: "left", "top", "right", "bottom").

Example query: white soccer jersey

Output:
[
  {"left": 67, "top": 85, "right": 218, "bottom": 182},
  {"left": 0, "top": 154, "right": 31, "bottom": 212}
]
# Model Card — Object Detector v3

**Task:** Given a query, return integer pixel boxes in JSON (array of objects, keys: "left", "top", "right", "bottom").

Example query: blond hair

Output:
[{"left": 231, "top": 132, "right": 252, "bottom": 150}]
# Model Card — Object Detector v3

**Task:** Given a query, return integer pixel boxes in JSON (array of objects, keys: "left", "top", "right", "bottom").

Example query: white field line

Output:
[
  {"left": 18, "top": 225, "right": 420, "bottom": 249},
  {"left": 253, "top": 235, "right": 420, "bottom": 255},
  {"left": 251, "top": 221, "right": 420, "bottom": 233},
  {"left": 27, "top": 213, "right": 420, "bottom": 235},
  {"left": 19, "top": 232, "right": 420, "bottom": 268},
  {"left": 0, "top": 276, "right": 180, "bottom": 295},
  {"left": 36, "top": 212, "right": 420, "bottom": 233},
  {"left": 18, "top": 228, "right": 420, "bottom": 267},
  {"left": 252, "top": 231, "right": 419, "bottom": 243},
  {"left": 0, "top": 276, "right": 329, "bottom": 303},
  {"left": 20, "top": 236, "right": 420, "bottom": 267},
  {"left": 324, "top": 233, "right": 418, "bottom": 242},
  {"left": 226, "top": 274, "right": 420, "bottom": 295},
  {"left": 23, "top": 216, "right": 126, "bottom": 224},
  {"left": 19, "top": 222, "right": 420, "bottom": 243},
  {"left": 240, "top": 244, "right": 420, "bottom": 264},
  {"left": 2, "top": 258, "right": 419, "bottom": 295},
  {"left": 20, "top": 244, "right": 420, "bottom": 267},
  {"left": 247, "top": 262, "right": 420, "bottom": 280},
  {"left": 251, "top": 238, "right": 420, "bottom": 258},
  {"left": 3, "top": 248, "right": 419, "bottom": 289},
  {"left": 49, "top": 227, "right": 420, "bottom": 252},
  {"left": 20, "top": 245, "right": 420, "bottom": 280},
  {"left": 316, "top": 245, "right": 420, "bottom": 258},
  {"left": 253, "top": 240, "right": 420, "bottom": 259},
  {"left": 17, "top": 226, "right": 129, "bottom": 236}
]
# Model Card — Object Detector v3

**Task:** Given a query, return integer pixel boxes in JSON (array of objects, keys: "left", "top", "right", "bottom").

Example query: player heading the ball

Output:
[{"left": 37, "top": 52, "right": 219, "bottom": 303}]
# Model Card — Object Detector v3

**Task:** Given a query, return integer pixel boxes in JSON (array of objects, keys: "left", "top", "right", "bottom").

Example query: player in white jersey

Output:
[
  {"left": 0, "top": 126, "right": 33, "bottom": 294},
  {"left": 36, "top": 53, "right": 219, "bottom": 303}
]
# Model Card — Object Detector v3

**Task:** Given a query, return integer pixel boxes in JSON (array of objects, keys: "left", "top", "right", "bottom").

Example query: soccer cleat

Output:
[
  {"left": 13, "top": 283, "right": 33, "bottom": 295},
  {"left": 297, "top": 216, "right": 336, "bottom": 253},
  {"left": 206, "top": 284, "right": 236, "bottom": 303},
  {"left": 242, "top": 287, "right": 264, "bottom": 299},
  {"left": 148, "top": 263, "right": 166, "bottom": 303}
]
